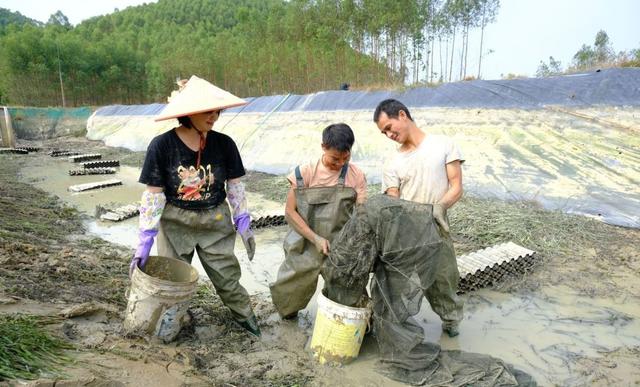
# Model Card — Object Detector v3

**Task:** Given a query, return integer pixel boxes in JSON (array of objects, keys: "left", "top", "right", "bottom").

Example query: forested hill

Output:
[
  {"left": 0, "top": 0, "right": 394, "bottom": 107},
  {"left": 0, "top": 8, "right": 41, "bottom": 32},
  {"left": 0, "top": 0, "right": 504, "bottom": 107}
]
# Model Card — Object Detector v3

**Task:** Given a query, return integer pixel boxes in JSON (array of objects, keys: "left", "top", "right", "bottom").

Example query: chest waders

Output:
[
  {"left": 269, "top": 163, "right": 356, "bottom": 318},
  {"left": 157, "top": 202, "right": 254, "bottom": 322},
  {"left": 323, "top": 195, "right": 473, "bottom": 384}
]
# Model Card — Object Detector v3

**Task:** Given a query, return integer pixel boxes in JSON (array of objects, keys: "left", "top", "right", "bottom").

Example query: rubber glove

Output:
[
  {"left": 234, "top": 212, "right": 256, "bottom": 261},
  {"left": 130, "top": 229, "right": 157, "bottom": 277},
  {"left": 433, "top": 203, "right": 450, "bottom": 233},
  {"left": 227, "top": 180, "right": 256, "bottom": 261},
  {"left": 130, "top": 191, "right": 166, "bottom": 277}
]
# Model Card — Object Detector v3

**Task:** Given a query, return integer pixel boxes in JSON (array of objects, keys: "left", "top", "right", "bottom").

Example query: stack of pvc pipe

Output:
[
  {"left": 68, "top": 179, "right": 122, "bottom": 192},
  {"left": 456, "top": 242, "right": 536, "bottom": 293},
  {"left": 98, "top": 203, "right": 139, "bottom": 221},
  {"left": 251, "top": 215, "right": 286, "bottom": 229},
  {"left": 50, "top": 150, "right": 81, "bottom": 157},
  {"left": 0, "top": 148, "right": 29, "bottom": 154},
  {"left": 69, "top": 153, "right": 102, "bottom": 163},
  {"left": 81, "top": 160, "right": 120, "bottom": 168},
  {"left": 69, "top": 167, "right": 117, "bottom": 176}
]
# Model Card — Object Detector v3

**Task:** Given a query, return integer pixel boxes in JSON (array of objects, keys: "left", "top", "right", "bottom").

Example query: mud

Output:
[{"left": 1, "top": 136, "right": 639, "bottom": 386}]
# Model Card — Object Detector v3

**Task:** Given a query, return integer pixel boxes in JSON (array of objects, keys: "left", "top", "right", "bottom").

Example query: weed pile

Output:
[
  {"left": 0, "top": 315, "right": 73, "bottom": 381},
  {"left": 449, "top": 195, "right": 611, "bottom": 256},
  {"left": 449, "top": 195, "right": 639, "bottom": 296}
]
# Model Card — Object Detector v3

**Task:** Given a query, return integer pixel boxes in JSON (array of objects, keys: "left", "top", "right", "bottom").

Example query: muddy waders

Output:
[
  {"left": 157, "top": 202, "right": 260, "bottom": 336},
  {"left": 323, "top": 195, "right": 467, "bottom": 384},
  {"left": 269, "top": 164, "right": 356, "bottom": 318}
]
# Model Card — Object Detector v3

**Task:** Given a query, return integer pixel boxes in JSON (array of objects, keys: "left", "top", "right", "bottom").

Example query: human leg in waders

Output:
[
  {"left": 269, "top": 164, "right": 356, "bottom": 318},
  {"left": 157, "top": 202, "right": 260, "bottom": 336},
  {"left": 424, "top": 229, "right": 463, "bottom": 337}
]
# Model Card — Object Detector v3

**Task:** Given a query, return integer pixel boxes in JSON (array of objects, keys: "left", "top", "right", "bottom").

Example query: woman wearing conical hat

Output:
[{"left": 130, "top": 75, "right": 260, "bottom": 336}]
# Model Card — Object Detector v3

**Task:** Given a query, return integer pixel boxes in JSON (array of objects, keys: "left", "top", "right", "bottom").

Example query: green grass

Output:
[{"left": 0, "top": 315, "right": 73, "bottom": 381}]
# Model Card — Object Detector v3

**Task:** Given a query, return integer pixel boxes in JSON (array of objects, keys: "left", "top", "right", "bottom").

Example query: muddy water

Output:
[
  {"left": 21, "top": 160, "right": 145, "bottom": 214},
  {"left": 20, "top": 160, "right": 640, "bottom": 385},
  {"left": 432, "top": 287, "right": 640, "bottom": 385}
]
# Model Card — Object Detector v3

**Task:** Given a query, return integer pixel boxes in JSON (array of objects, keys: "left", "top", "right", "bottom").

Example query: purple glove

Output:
[
  {"left": 233, "top": 212, "right": 252, "bottom": 236},
  {"left": 129, "top": 229, "right": 157, "bottom": 277},
  {"left": 233, "top": 213, "right": 256, "bottom": 261}
]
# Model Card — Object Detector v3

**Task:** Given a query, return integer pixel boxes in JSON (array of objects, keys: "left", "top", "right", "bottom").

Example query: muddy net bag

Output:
[{"left": 324, "top": 195, "right": 536, "bottom": 386}]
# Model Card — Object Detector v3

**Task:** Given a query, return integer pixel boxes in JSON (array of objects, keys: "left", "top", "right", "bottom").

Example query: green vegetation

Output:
[
  {"left": 0, "top": 8, "right": 41, "bottom": 33},
  {"left": 0, "top": 315, "right": 72, "bottom": 381},
  {"left": 0, "top": 0, "right": 501, "bottom": 106},
  {"left": 536, "top": 30, "right": 640, "bottom": 77}
]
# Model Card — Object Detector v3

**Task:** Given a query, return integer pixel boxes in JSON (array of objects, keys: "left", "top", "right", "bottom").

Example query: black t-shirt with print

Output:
[{"left": 139, "top": 128, "right": 245, "bottom": 210}]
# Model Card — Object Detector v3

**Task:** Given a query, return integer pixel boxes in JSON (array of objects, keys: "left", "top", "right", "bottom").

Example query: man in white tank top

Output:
[{"left": 374, "top": 98, "right": 464, "bottom": 337}]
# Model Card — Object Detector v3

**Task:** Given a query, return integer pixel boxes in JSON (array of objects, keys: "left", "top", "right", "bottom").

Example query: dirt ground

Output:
[{"left": 1, "top": 136, "right": 639, "bottom": 386}]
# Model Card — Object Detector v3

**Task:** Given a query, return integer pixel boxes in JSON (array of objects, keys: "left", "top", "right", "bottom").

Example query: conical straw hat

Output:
[{"left": 155, "top": 75, "right": 247, "bottom": 121}]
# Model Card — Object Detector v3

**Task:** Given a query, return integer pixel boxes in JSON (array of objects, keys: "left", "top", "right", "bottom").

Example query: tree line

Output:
[
  {"left": 0, "top": 0, "right": 501, "bottom": 107},
  {"left": 536, "top": 30, "right": 640, "bottom": 78}
]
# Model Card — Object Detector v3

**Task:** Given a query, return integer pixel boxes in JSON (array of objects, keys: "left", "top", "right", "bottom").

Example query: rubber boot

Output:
[
  {"left": 282, "top": 311, "right": 298, "bottom": 320},
  {"left": 236, "top": 314, "right": 261, "bottom": 337},
  {"left": 443, "top": 324, "right": 459, "bottom": 338}
]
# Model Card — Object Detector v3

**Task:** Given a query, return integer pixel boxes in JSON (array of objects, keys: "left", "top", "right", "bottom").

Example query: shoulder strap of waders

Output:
[
  {"left": 337, "top": 162, "right": 349, "bottom": 186},
  {"left": 295, "top": 165, "right": 304, "bottom": 187}
]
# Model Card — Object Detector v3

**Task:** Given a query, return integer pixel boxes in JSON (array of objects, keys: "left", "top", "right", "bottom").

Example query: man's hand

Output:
[
  {"left": 313, "top": 234, "right": 330, "bottom": 255},
  {"left": 433, "top": 203, "right": 450, "bottom": 233}
]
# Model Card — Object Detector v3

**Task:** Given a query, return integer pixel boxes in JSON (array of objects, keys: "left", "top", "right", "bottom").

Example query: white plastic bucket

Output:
[
  {"left": 310, "top": 291, "right": 372, "bottom": 365},
  {"left": 123, "top": 255, "right": 198, "bottom": 342}
]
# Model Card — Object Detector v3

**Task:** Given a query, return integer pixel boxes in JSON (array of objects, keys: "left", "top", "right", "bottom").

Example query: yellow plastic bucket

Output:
[
  {"left": 123, "top": 255, "right": 198, "bottom": 342},
  {"left": 310, "top": 291, "right": 372, "bottom": 365}
]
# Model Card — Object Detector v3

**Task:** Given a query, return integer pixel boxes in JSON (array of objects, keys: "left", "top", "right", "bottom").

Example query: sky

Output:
[{"left": 1, "top": 0, "right": 639, "bottom": 81}]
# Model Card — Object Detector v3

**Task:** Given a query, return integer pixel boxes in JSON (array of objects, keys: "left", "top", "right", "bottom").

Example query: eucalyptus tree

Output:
[
  {"left": 454, "top": 0, "right": 485, "bottom": 80},
  {"left": 417, "top": 0, "right": 441, "bottom": 84},
  {"left": 569, "top": 30, "right": 617, "bottom": 71},
  {"left": 536, "top": 56, "right": 562, "bottom": 78},
  {"left": 476, "top": 0, "right": 499, "bottom": 78},
  {"left": 593, "top": 30, "right": 613, "bottom": 64},
  {"left": 441, "top": 0, "right": 463, "bottom": 82}
]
